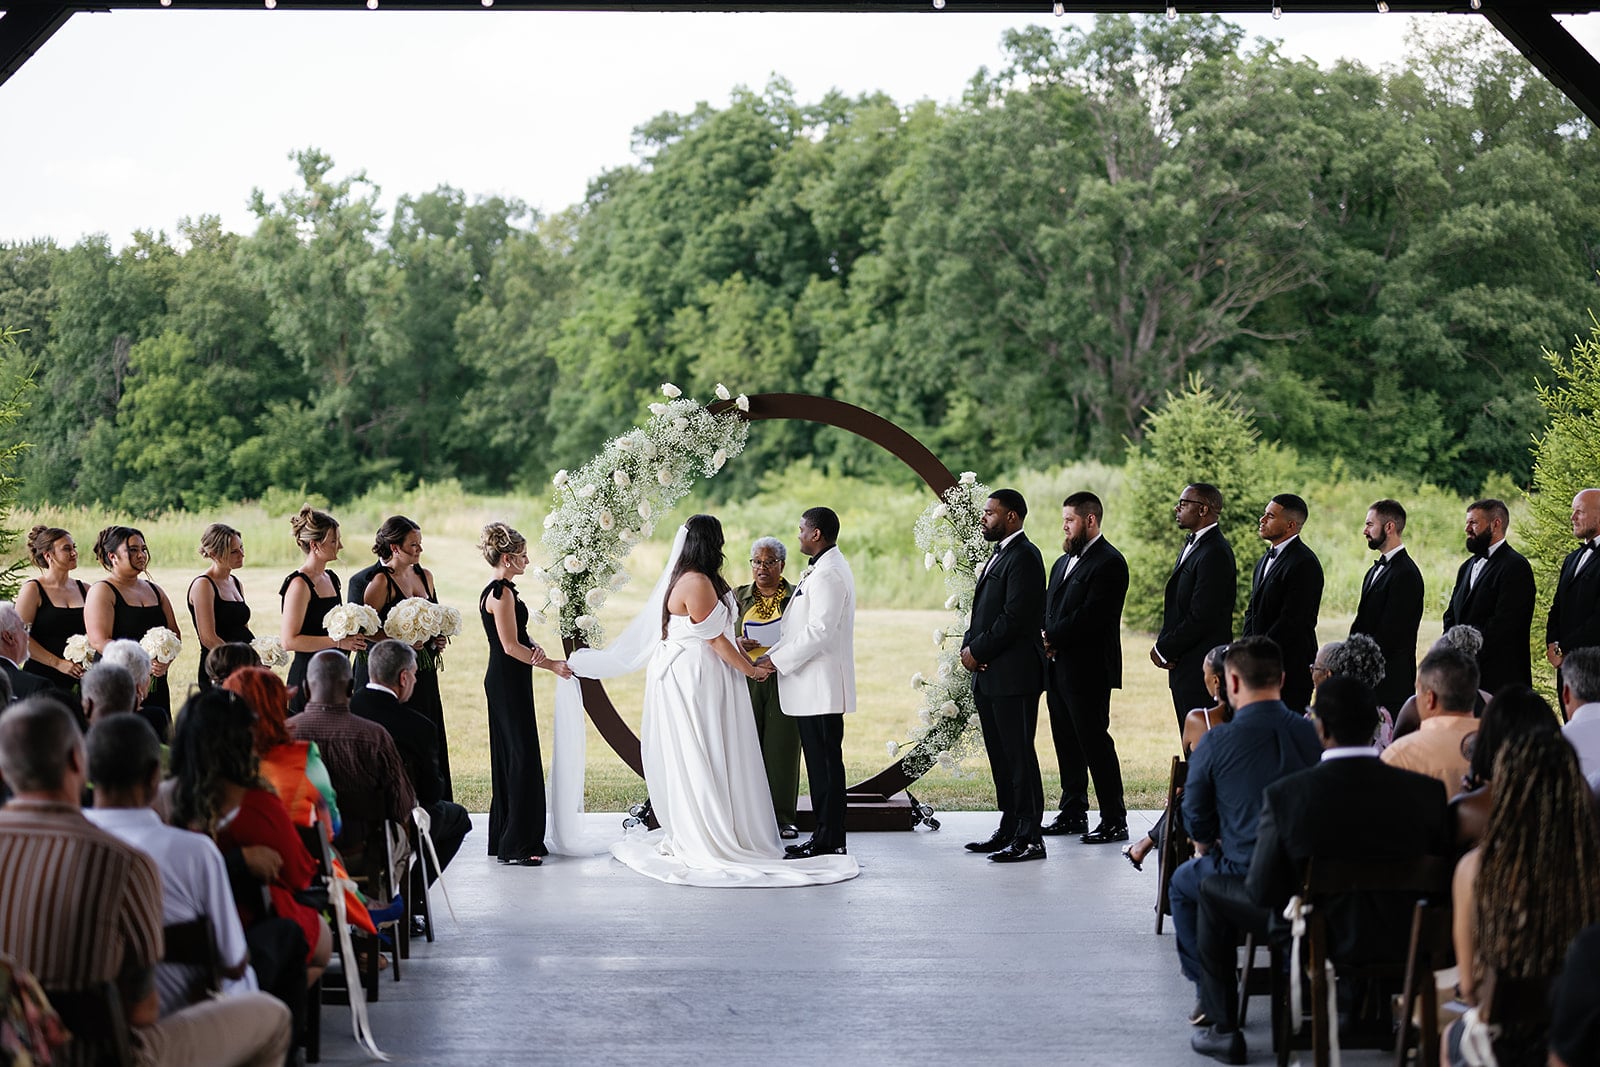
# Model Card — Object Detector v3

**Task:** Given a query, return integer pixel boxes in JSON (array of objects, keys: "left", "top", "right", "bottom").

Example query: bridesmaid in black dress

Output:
[
  {"left": 279, "top": 506, "right": 367, "bottom": 713},
  {"left": 362, "top": 515, "right": 455, "bottom": 800},
  {"left": 84, "top": 525, "right": 182, "bottom": 740},
  {"left": 187, "top": 523, "right": 254, "bottom": 692},
  {"left": 17, "top": 525, "right": 89, "bottom": 695},
  {"left": 478, "top": 522, "right": 571, "bottom": 866}
]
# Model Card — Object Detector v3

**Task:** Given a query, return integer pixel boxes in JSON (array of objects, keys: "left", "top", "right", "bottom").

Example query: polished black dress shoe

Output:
[
  {"left": 988, "top": 841, "right": 1046, "bottom": 863},
  {"left": 1040, "top": 814, "right": 1089, "bottom": 836},
  {"left": 783, "top": 841, "right": 846, "bottom": 859},
  {"left": 1190, "top": 1025, "right": 1246, "bottom": 1064},
  {"left": 778, "top": 823, "right": 800, "bottom": 840},
  {"left": 1080, "top": 822, "right": 1130, "bottom": 844},
  {"left": 964, "top": 830, "right": 1011, "bottom": 853},
  {"left": 784, "top": 838, "right": 815, "bottom": 857}
]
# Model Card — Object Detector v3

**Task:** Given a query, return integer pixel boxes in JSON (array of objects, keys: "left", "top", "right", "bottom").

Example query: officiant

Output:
[{"left": 736, "top": 536, "right": 802, "bottom": 840}]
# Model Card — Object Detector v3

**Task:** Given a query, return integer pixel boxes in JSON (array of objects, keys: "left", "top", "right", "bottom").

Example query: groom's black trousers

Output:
[{"left": 798, "top": 713, "right": 847, "bottom": 849}]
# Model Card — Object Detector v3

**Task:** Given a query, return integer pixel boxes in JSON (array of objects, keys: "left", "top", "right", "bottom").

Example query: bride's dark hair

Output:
[{"left": 662, "top": 514, "right": 732, "bottom": 637}]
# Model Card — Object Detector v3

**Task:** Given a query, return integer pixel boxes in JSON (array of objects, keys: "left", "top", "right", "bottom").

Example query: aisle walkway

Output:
[{"left": 319, "top": 811, "right": 1398, "bottom": 1066}]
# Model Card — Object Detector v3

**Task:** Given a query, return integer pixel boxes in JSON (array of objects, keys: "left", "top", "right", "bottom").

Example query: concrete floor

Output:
[{"left": 318, "top": 811, "right": 1402, "bottom": 1066}]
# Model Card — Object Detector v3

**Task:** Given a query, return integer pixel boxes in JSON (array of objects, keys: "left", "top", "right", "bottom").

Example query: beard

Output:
[
  {"left": 1065, "top": 529, "right": 1090, "bottom": 556},
  {"left": 982, "top": 524, "right": 1005, "bottom": 543},
  {"left": 1365, "top": 532, "right": 1385, "bottom": 551},
  {"left": 1466, "top": 530, "right": 1492, "bottom": 556}
]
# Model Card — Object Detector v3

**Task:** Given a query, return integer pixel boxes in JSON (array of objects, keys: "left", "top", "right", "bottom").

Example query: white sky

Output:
[{"left": 1, "top": 8, "right": 1596, "bottom": 247}]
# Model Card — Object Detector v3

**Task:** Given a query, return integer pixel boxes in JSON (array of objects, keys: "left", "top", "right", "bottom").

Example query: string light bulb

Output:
[
  {"left": 932, "top": 0, "right": 945, "bottom": 8},
  {"left": 1271, "top": 2, "right": 1281, "bottom": 17},
  {"left": 264, "top": 0, "right": 275, "bottom": 7},
  {"left": 159, "top": 0, "right": 171, "bottom": 6},
  {"left": 1470, "top": 0, "right": 1481, "bottom": 7},
  {"left": 1376, "top": 0, "right": 1388, "bottom": 11},
  {"left": 1053, "top": 1, "right": 1064, "bottom": 15},
  {"left": 366, "top": 0, "right": 378, "bottom": 7},
  {"left": 1166, "top": 3, "right": 1177, "bottom": 20}
]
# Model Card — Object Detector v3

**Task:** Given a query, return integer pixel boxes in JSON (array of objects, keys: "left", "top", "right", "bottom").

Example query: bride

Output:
[{"left": 562, "top": 515, "right": 858, "bottom": 888}]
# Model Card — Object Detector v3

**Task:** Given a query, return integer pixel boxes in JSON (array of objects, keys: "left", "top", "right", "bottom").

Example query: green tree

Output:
[{"left": 0, "top": 327, "right": 33, "bottom": 597}]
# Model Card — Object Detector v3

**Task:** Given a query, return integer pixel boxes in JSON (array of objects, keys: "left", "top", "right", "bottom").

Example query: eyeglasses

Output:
[
  {"left": 1175, "top": 499, "right": 1205, "bottom": 509},
  {"left": 1310, "top": 663, "right": 1330, "bottom": 674},
  {"left": 749, "top": 558, "right": 782, "bottom": 568}
]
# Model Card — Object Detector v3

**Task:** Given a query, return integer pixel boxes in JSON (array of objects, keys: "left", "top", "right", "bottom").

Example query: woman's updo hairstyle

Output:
[
  {"left": 27, "top": 525, "right": 70, "bottom": 569},
  {"left": 199, "top": 522, "right": 242, "bottom": 562},
  {"left": 479, "top": 522, "right": 526, "bottom": 567},
  {"left": 92, "top": 525, "right": 144, "bottom": 570},
  {"left": 372, "top": 516, "right": 421, "bottom": 561},
  {"left": 289, "top": 505, "right": 338, "bottom": 553}
]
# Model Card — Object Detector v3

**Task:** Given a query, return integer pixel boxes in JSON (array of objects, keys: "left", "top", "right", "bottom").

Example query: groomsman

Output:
[
  {"left": 1350, "top": 499, "right": 1425, "bottom": 711},
  {"left": 962, "top": 489, "right": 1049, "bottom": 863},
  {"left": 1443, "top": 498, "right": 1536, "bottom": 695},
  {"left": 1546, "top": 489, "right": 1600, "bottom": 705},
  {"left": 1240, "top": 494, "right": 1323, "bottom": 711},
  {"left": 1041, "top": 492, "right": 1129, "bottom": 843},
  {"left": 1152, "top": 483, "right": 1236, "bottom": 731}
]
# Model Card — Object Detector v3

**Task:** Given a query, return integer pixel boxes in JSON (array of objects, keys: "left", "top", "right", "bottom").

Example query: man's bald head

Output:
[{"left": 1573, "top": 489, "right": 1600, "bottom": 543}]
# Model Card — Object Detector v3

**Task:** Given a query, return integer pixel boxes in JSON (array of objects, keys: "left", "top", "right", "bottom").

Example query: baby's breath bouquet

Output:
[
  {"left": 537, "top": 382, "right": 749, "bottom": 646},
  {"left": 139, "top": 626, "right": 182, "bottom": 665}
]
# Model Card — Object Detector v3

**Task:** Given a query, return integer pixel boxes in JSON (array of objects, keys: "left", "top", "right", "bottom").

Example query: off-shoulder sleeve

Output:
[{"left": 680, "top": 599, "right": 731, "bottom": 640}]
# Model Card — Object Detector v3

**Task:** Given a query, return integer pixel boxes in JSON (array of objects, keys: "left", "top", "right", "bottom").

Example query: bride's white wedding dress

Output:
[{"left": 609, "top": 594, "right": 859, "bottom": 887}]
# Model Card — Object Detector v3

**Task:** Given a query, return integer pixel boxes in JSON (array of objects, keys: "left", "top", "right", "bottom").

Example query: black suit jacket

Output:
[
  {"left": 1157, "top": 527, "right": 1237, "bottom": 688},
  {"left": 1043, "top": 537, "right": 1128, "bottom": 692},
  {"left": 346, "top": 563, "right": 383, "bottom": 611},
  {"left": 351, "top": 686, "right": 443, "bottom": 810},
  {"left": 1350, "top": 548, "right": 1425, "bottom": 710},
  {"left": 963, "top": 531, "right": 1046, "bottom": 698},
  {"left": 1241, "top": 537, "right": 1324, "bottom": 703},
  {"left": 1, "top": 658, "right": 48, "bottom": 702},
  {"left": 1246, "top": 756, "right": 1453, "bottom": 964},
  {"left": 1443, "top": 541, "right": 1536, "bottom": 693},
  {"left": 1547, "top": 545, "right": 1600, "bottom": 653}
]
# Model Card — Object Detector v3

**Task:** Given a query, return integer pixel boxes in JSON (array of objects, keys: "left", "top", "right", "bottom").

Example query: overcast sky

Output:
[{"left": 2, "top": 8, "right": 1596, "bottom": 247}]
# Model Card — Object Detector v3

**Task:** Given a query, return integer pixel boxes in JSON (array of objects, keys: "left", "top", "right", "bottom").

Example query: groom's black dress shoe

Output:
[
  {"left": 1080, "top": 822, "right": 1129, "bottom": 844},
  {"left": 1190, "top": 1025, "right": 1246, "bottom": 1064},
  {"left": 783, "top": 841, "right": 846, "bottom": 859},
  {"left": 989, "top": 841, "right": 1046, "bottom": 863},
  {"left": 778, "top": 823, "right": 800, "bottom": 840},
  {"left": 964, "top": 831, "right": 1011, "bottom": 853},
  {"left": 1040, "top": 814, "right": 1089, "bottom": 836}
]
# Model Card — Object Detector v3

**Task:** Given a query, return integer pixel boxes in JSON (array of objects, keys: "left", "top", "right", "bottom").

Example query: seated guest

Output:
[
  {"left": 1452, "top": 685, "right": 1562, "bottom": 848},
  {"left": 223, "top": 666, "right": 341, "bottom": 835},
  {"left": 1316, "top": 633, "right": 1392, "bottom": 748},
  {"left": 1381, "top": 646, "right": 1480, "bottom": 797},
  {"left": 0, "top": 603, "right": 47, "bottom": 702},
  {"left": 1392, "top": 625, "right": 1491, "bottom": 739},
  {"left": 1559, "top": 645, "right": 1600, "bottom": 787},
  {"left": 1549, "top": 923, "right": 1600, "bottom": 1067},
  {"left": 1171, "top": 636, "right": 1320, "bottom": 1029},
  {"left": 83, "top": 713, "right": 256, "bottom": 1016},
  {"left": 99, "top": 638, "right": 158, "bottom": 736},
  {"left": 1447, "top": 731, "right": 1600, "bottom": 1065},
  {"left": 80, "top": 661, "right": 139, "bottom": 725},
  {"left": 1190, "top": 676, "right": 1452, "bottom": 1062},
  {"left": 0, "top": 695, "right": 291, "bottom": 1065},
  {"left": 288, "top": 650, "right": 414, "bottom": 847},
  {"left": 205, "top": 641, "right": 262, "bottom": 690},
  {"left": 352, "top": 639, "right": 471, "bottom": 888}
]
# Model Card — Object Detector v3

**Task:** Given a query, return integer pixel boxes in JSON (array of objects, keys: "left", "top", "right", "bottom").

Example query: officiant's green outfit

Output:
[{"left": 736, "top": 537, "right": 802, "bottom": 837}]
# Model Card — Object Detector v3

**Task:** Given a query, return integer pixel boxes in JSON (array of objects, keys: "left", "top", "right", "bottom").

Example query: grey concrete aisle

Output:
[{"left": 318, "top": 811, "right": 1397, "bottom": 1066}]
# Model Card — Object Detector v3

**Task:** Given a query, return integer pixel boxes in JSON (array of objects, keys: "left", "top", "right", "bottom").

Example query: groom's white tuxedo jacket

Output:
[{"left": 768, "top": 546, "right": 857, "bottom": 717}]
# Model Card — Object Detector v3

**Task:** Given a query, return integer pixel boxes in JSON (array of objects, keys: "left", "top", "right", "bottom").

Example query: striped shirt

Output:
[{"left": 0, "top": 800, "right": 164, "bottom": 995}]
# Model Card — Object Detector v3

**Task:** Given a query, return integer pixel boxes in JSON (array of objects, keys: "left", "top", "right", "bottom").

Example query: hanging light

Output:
[
  {"left": 159, "top": 0, "right": 171, "bottom": 6},
  {"left": 1166, "top": 2, "right": 1177, "bottom": 20},
  {"left": 1052, "top": 1, "right": 1064, "bottom": 15},
  {"left": 1271, "top": 2, "right": 1282, "bottom": 18},
  {"left": 366, "top": 0, "right": 378, "bottom": 8},
  {"left": 1470, "top": 0, "right": 1481, "bottom": 7},
  {"left": 1376, "top": 0, "right": 1389, "bottom": 11},
  {"left": 265, "top": 0, "right": 276, "bottom": 7},
  {"left": 932, "top": 0, "right": 945, "bottom": 9}
]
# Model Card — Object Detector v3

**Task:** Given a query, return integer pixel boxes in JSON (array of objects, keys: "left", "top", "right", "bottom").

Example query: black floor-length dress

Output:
[
  {"left": 108, "top": 583, "right": 173, "bottom": 740},
  {"left": 480, "top": 578, "right": 547, "bottom": 860},
  {"left": 368, "top": 566, "right": 453, "bottom": 801},
  {"left": 22, "top": 578, "right": 87, "bottom": 695},
  {"left": 280, "top": 570, "right": 341, "bottom": 714}
]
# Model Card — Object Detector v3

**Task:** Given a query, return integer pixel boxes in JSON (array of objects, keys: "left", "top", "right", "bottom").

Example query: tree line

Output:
[{"left": 1, "top": 14, "right": 1596, "bottom": 515}]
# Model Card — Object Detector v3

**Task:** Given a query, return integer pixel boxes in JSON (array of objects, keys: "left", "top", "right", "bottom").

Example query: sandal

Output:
[
  {"left": 499, "top": 855, "right": 542, "bottom": 867},
  {"left": 1121, "top": 843, "right": 1144, "bottom": 872}
]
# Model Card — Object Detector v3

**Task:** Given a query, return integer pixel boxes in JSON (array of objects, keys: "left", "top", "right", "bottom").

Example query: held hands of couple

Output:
[{"left": 748, "top": 654, "right": 776, "bottom": 682}]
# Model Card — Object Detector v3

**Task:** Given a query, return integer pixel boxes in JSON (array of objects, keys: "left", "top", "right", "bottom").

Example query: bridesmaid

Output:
[
  {"left": 478, "top": 522, "right": 570, "bottom": 867},
  {"left": 362, "top": 515, "right": 454, "bottom": 799},
  {"left": 17, "top": 525, "right": 88, "bottom": 694},
  {"left": 280, "top": 506, "right": 367, "bottom": 713},
  {"left": 84, "top": 525, "right": 182, "bottom": 740},
  {"left": 187, "top": 522, "right": 254, "bottom": 692}
]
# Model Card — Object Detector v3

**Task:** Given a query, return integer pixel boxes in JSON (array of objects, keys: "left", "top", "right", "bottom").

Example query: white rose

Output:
[
  {"left": 576, "top": 613, "right": 600, "bottom": 632},
  {"left": 619, "top": 528, "right": 642, "bottom": 545},
  {"left": 641, "top": 438, "right": 658, "bottom": 459},
  {"left": 715, "top": 383, "right": 731, "bottom": 401},
  {"left": 616, "top": 436, "right": 634, "bottom": 451},
  {"left": 649, "top": 402, "right": 669, "bottom": 416},
  {"left": 598, "top": 509, "right": 615, "bottom": 531},
  {"left": 942, "top": 549, "right": 957, "bottom": 570},
  {"left": 909, "top": 724, "right": 929, "bottom": 742},
  {"left": 661, "top": 383, "right": 682, "bottom": 398},
  {"left": 939, "top": 700, "right": 960, "bottom": 719},
  {"left": 710, "top": 449, "right": 727, "bottom": 472},
  {"left": 529, "top": 610, "right": 548, "bottom": 627},
  {"left": 933, "top": 629, "right": 945, "bottom": 645},
  {"left": 885, "top": 741, "right": 899, "bottom": 757},
  {"left": 552, "top": 469, "right": 569, "bottom": 487},
  {"left": 931, "top": 503, "right": 947, "bottom": 519},
  {"left": 657, "top": 467, "right": 673, "bottom": 486},
  {"left": 564, "top": 554, "right": 585, "bottom": 573},
  {"left": 918, "top": 708, "right": 933, "bottom": 725},
  {"left": 672, "top": 417, "right": 690, "bottom": 432},
  {"left": 638, "top": 499, "right": 653, "bottom": 520},
  {"left": 735, "top": 394, "right": 749, "bottom": 412},
  {"left": 911, "top": 672, "right": 925, "bottom": 689},
  {"left": 973, "top": 562, "right": 984, "bottom": 579},
  {"left": 576, "top": 484, "right": 597, "bottom": 499},
  {"left": 543, "top": 513, "right": 557, "bottom": 529},
  {"left": 585, "top": 587, "right": 607, "bottom": 609},
  {"left": 937, "top": 662, "right": 953, "bottom": 680},
  {"left": 549, "top": 586, "right": 568, "bottom": 607},
  {"left": 967, "top": 712, "right": 981, "bottom": 728},
  {"left": 613, "top": 470, "right": 631, "bottom": 488},
  {"left": 944, "top": 594, "right": 960, "bottom": 610},
  {"left": 924, "top": 552, "right": 936, "bottom": 571},
  {"left": 609, "top": 571, "right": 631, "bottom": 591},
  {"left": 959, "top": 471, "right": 977, "bottom": 485}
]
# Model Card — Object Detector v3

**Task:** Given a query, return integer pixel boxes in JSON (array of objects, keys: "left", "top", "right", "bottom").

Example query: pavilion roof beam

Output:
[
  {"left": 0, "top": 5, "right": 73, "bottom": 87},
  {"left": 1481, "top": 1, "right": 1600, "bottom": 128}
]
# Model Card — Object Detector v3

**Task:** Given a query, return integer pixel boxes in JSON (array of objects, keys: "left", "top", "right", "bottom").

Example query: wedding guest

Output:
[
  {"left": 0, "top": 603, "right": 46, "bottom": 702},
  {"left": 1381, "top": 646, "right": 1480, "bottom": 797},
  {"left": 79, "top": 661, "right": 138, "bottom": 726},
  {"left": 205, "top": 641, "right": 262, "bottom": 689},
  {"left": 99, "top": 638, "right": 152, "bottom": 715},
  {"left": 1392, "top": 624, "right": 1491, "bottom": 740},
  {"left": 479, "top": 522, "right": 571, "bottom": 867},
  {"left": 1559, "top": 645, "right": 1600, "bottom": 786},
  {"left": 734, "top": 536, "right": 801, "bottom": 840},
  {"left": 279, "top": 506, "right": 366, "bottom": 715},
  {"left": 84, "top": 525, "right": 181, "bottom": 739},
  {"left": 1453, "top": 685, "right": 1562, "bottom": 848},
  {"left": 1446, "top": 731, "right": 1600, "bottom": 1064},
  {"left": 1549, "top": 923, "right": 1600, "bottom": 1067},
  {"left": 1314, "top": 633, "right": 1393, "bottom": 748},
  {"left": 187, "top": 523, "right": 253, "bottom": 693},
  {"left": 361, "top": 516, "right": 453, "bottom": 800},
  {"left": 223, "top": 666, "right": 341, "bottom": 836},
  {"left": 16, "top": 525, "right": 88, "bottom": 694}
]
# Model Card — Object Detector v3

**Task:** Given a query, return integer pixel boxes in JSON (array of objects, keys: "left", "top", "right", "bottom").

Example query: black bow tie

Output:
[
  {"left": 1372, "top": 555, "right": 1388, "bottom": 568},
  {"left": 1184, "top": 532, "right": 1196, "bottom": 547},
  {"left": 1585, "top": 541, "right": 1599, "bottom": 553},
  {"left": 1265, "top": 547, "right": 1279, "bottom": 561}
]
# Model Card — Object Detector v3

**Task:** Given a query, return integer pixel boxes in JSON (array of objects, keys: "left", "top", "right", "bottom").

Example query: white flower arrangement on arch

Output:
[
  {"left": 892, "top": 471, "right": 992, "bottom": 777},
  {"left": 538, "top": 383, "right": 749, "bottom": 645}
]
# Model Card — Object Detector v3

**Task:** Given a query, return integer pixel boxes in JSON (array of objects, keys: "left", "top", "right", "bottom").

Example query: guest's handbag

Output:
[{"left": 0, "top": 954, "right": 68, "bottom": 1066}]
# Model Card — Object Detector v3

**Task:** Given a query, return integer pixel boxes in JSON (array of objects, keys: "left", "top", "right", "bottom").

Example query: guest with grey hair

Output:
[
  {"left": 733, "top": 535, "right": 802, "bottom": 839},
  {"left": 0, "top": 601, "right": 47, "bottom": 702},
  {"left": 1310, "top": 633, "right": 1393, "bottom": 748},
  {"left": 1392, "top": 626, "right": 1494, "bottom": 741},
  {"left": 81, "top": 662, "right": 139, "bottom": 727},
  {"left": 99, "top": 637, "right": 168, "bottom": 742},
  {"left": 1560, "top": 646, "right": 1600, "bottom": 788}
]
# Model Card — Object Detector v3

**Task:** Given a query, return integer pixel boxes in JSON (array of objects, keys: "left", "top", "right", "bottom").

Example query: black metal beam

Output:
[
  {"left": 10, "top": 1, "right": 1600, "bottom": 12},
  {"left": 1483, "top": 2, "right": 1600, "bottom": 129},
  {"left": 0, "top": 5, "right": 72, "bottom": 87}
]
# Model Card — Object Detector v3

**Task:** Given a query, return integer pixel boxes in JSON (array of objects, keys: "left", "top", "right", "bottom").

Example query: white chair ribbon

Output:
[
  {"left": 1281, "top": 894, "right": 1341, "bottom": 1066},
  {"left": 410, "top": 806, "right": 459, "bottom": 926},
  {"left": 327, "top": 870, "right": 389, "bottom": 1061}
]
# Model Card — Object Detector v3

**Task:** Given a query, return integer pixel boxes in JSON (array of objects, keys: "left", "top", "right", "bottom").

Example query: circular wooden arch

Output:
[{"left": 562, "top": 391, "right": 959, "bottom": 800}]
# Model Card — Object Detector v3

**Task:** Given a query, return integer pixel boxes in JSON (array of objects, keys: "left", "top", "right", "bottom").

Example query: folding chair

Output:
[
  {"left": 1154, "top": 756, "right": 1192, "bottom": 934},
  {"left": 161, "top": 916, "right": 222, "bottom": 1005},
  {"left": 1393, "top": 898, "right": 1454, "bottom": 1067},
  {"left": 45, "top": 981, "right": 134, "bottom": 1067}
]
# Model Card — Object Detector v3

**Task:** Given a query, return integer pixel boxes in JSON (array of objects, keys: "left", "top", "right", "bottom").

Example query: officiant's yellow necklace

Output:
[{"left": 749, "top": 585, "right": 789, "bottom": 620}]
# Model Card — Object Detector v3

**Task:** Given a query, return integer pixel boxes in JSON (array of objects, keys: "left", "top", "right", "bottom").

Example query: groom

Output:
[{"left": 760, "top": 507, "right": 856, "bottom": 859}]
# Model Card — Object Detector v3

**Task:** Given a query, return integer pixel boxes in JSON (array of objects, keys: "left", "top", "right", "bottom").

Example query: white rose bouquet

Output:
[
  {"left": 251, "top": 634, "right": 289, "bottom": 668},
  {"left": 384, "top": 597, "right": 461, "bottom": 669},
  {"left": 62, "top": 634, "right": 96, "bottom": 669},
  {"left": 324, "top": 604, "right": 382, "bottom": 642},
  {"left": 140, "top": 627, "right": 182, "bottom": 665}
]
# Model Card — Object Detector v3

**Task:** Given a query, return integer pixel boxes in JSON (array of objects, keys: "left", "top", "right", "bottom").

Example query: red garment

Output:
[{"left": 214, "top": 788, "right": 323, "bottom": 963}]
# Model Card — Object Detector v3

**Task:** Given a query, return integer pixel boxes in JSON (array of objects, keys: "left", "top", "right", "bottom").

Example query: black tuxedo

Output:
[
  {"left": 963, "top": 531, "right": 1047, "bottom": 845},
  {"left": 1241, "top": 537, "right": 1324, "bottom": 711},
  {"left": 1156, "top": 526, "right": 1236, "bottom": 728},
  {"left": 1195, "top": 755, "right": 1452, "bottom": 1027},
  {"left": 1547, "top": 542, "right": 1600, "bottom": 657},
  {"left": 1043, "top": 537, "right": 1128, "bottom": 823},
  {"left": 1443, "top": 541, "right": 1536, "bottom": 694},
  {"left": 1, "top": 658, "right": 48, "bottom": 703},
  {"left": 1350, "top": 548, "right": 1425, "bottom": 711}
]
